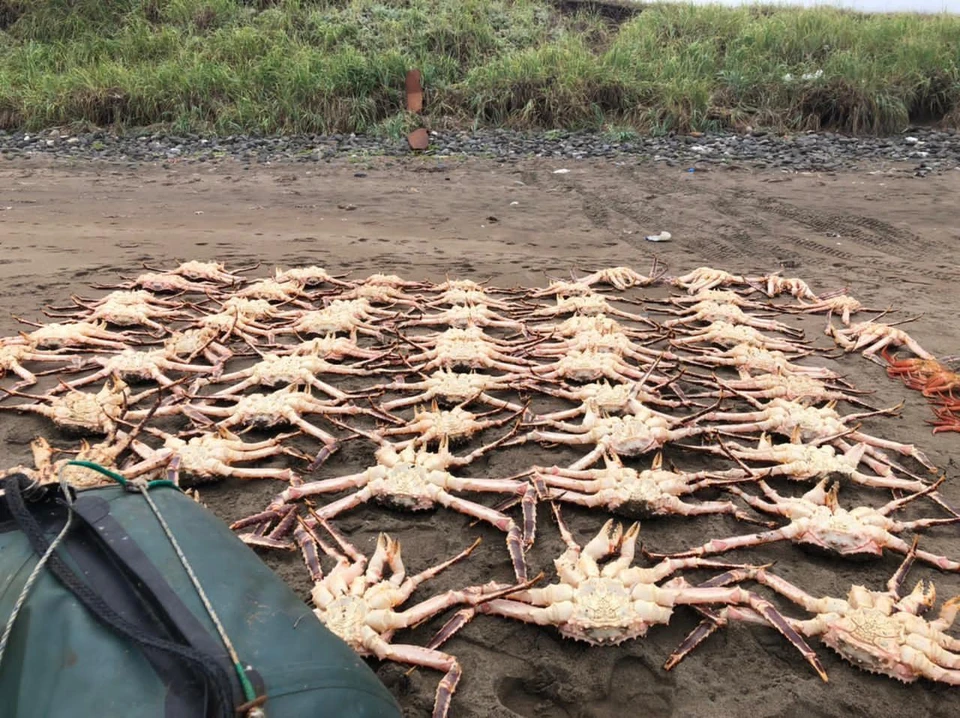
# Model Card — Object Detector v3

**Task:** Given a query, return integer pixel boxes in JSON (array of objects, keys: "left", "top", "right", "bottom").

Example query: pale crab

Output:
[
  {"left": 669, "top": 539, "right": 960, "bottom": 685},
  {"left": 299, "top": 520, "right": 532, "bottom": 718},
  {"left": 273, "top": 265, "right": 352, "bottom": 288},
  {"left": 96, "top": 271, "right": 217, "bottom": 294},
  {"left": 692, "top": 371, "right": 878, "bottom": 410},
  {"left": 400, "top": 304, "right": 526, "bottom": 332},
  {"left": 180, "top": 385, "right": 373, "bottom": 459},
  {"left": 235, "top": 277, "right": 313, "bottom": 305},
  {"left": 280, "top": 299, "right": 397, "bottom": 338},
  {"left": 374, "top": 369, "right": 529, "bottom": 413},
  {"left": 826, "top": 320, "right": 933, "bottom": 366},
  {"left": 0, "top": 377, "right": 145, "bottom": 435},
  {"left": 670, "top": 321, "right": 811, "bottom": 354},
  {"left": 680, "top": 343, "right": 841, "bottom": 382},
  {"left": 743, "top": 270, "right": 818, "bottom": 300},
  {"left": 528, "top": 313, "right": 652, "bottom": 341},
  {"left": 402, "top": 326, "right": 539, "bottom": 374},
  {"left": 52, "top": 348, "right": 215, "bottom": 394},
  {"left": 376, "top": 401, "right": 525, "bottom": 447},
  {"left": 527, "top": 294, "right": 655, "bottom": 325},
  {"left": 277, "top": 333, "right": 389, "bottom": 362},
  {"left": 528, "top": 450, "right": 760, "bottom": 521},
  {"left": 425, "top": 506, "right": 827, "bottom": 682},
  {"left": 647, "top": 478, "right": 960, "bottom": 571},
  {"left": 786, "top": 289, "right": 873, "bottom": 326},
  {"left": 337, "top": 282, "right": 420, "bottom": 307},
  {"left": 529, "top": 327, "right": 672, "bottom": 364},
  {"left": 12, "top": 318, "right": 134, "bottom": 351},
  {"left": 130, "top": 427, "right": 302, "bottom": 485},
  {"left": 237, "top": 430, "right": 533, "bottom": 580},
  {"left": 510, "top": 404, "right": 712, "bottom": 471},
  {"left": 2, "top": 434, "right": 132, "bottom": 489},
  {"left": 0, "top": 340, "right": 85, "bottom": 389},
  {"left": 669, "top": 267, "right": 748, "bottom": 294},
  {"left": 161, "top": 326, "right": 234, "bottom": 366},
  {"left": 529, "top": 349, "right": 673, "bottom": 386},
  {"left": 702, "top": 398, "right": 937, "bottom": 474},
  {"left": 684, "top": 433, "right": 935, "bottom": 493},
  {"left": 575, "top": 260, "right": 666, "bottom": 290},
  {"left": 46, "top": 291, "right": 187, "bottom": 330},
  {"left": 207, "top": 353, "right": 373, "bottom": 401},
  {"left": 142, "top": 259, "right": 256, "bottom": 284},
  {"left": 661, "top": 300, "right": 804, "bottom": 338},
  {"left": 425, "top": 286, "right": 513, "bottom": 310},
  {"left": 532, "top": 376, "right": 687, "bottom": 421}
]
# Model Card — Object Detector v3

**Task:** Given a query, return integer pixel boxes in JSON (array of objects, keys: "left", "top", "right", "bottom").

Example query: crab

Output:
[
  {"left": 787, "top": 289, "right": 872, "bottom": 326},
  {"left": 826, "top": 320, "right": 932, "bottom": 366},
  {"left": 52, "top": 348, "right": 215, "bottom": 394},
  {"left": 299, "top": 520, "right": 530, "bottom": 718},
  {"left": 671, "top": 321, "right": 810, "bottom": 353},
  {"left": 142, "top": 260, "right": 255, "bottom": 284},
  {"left": 679, "top": 343, "right": 840, "bottom": 381},
  {"left": 744, "top": 271, "right": 818, "bottom": 300},
  {"left": 12, "top": 318, "right": 134, "bottom": 351},
  {"left": 1, "top": 433, "right": 133, "bottom": 489},
  {"left": 529, "top": 327, "right": 671, "bottom": 364},
  {"left": 511, "top": 404, "right": 711, "bottom": 471},
  {"left": 529, "top": 349, "right": 672, "bottom": 386},
  {"left": 400, "top": 304, "right": 526, "bottom": 332},
  {"left": 130, "top": 427, "right": 301, "bottom": 485},
  {"left": 685, "top": 433, "right": 934, "bottom": 493},
  {"left": 527, "top": 278, "right": 598, "bottom": 299},
  {"left": 528, "top": 313, "right": 651, "bottom": 341},
  {"left": 661, "top": 300, "right": 803, "bottom": 338},
  {"left": 402, "top": 327, "right": 539, "bottom": 374},
  {"left": 882, "top": 347, "right": 955, "bottom": 392},
  {"left": 192, "top": 308, "right": 275, "bottom": 345},
  {"left": 338, "top": 283, "right": 420, "bottom": 307},
  {"left": 0, "top": 341, "right": 85, "bottom": 389},
  {"left": 529, "top": 451, "right": 759, "bottom": 521},
  {"left": 235, "top": 278, "right": 313, "bottom": 305},
  {"left": 527, "top": 294, "right": 655, "bottom": 326},
  {"left": 281, "top": 299, "right": 397, "bottom": 338},
  {"left": 273, "top": 265, "right": 352, "bottom": 288},
  {"left": 425, "top": 506, "right": 826, "bottom": 683},
  {"left": 358, "top": 273, "right": 428, "bottom": 289},
  {"left": 48, "top": 293, "right": 186, "bottom": 332},
  {"left": 278, "top": 333, "right": 389, "bottom": 362},
  {"left": 236, "top": 430, "right": 534, "bottom": 580},
  {"left": 374, "top": 369, "right": 528, "bottom": 413},
  {"left": 691, "top": 371, "right": 877, "bottom": 410},
  {"left": 0, "top": 376, "right": 144, "bottom": 435},
  {"left": 376, "top": 402, "right": 525, "bottom": 447},
  {"left": 425, "top": 287, "right": 513, "bottom": 310},
  {"left": 162, "top": 326, "right": 234, "bottom": 366},
  {"left": 576, "top": 260, "right": 666, "bottom": 290},
  {"left": 207, "top": 353, "right": 372, "bottom": 400},
  {"left": 96, "top": 271, "right": 217, "bottom": 294},
  {"left": 647, "top": 478, "right": 960, "bottom": 570},
  {"left": 702, "top": 398, "right": 937, "bottom": 474},
  {"left": 180, "top": 385, "right": 370, "bottom": 458},
  {"left": 670, "top": 267, "right": 747, "bottom": 294},
  {"left": 532, "top": 376, "right": 687, "bottom": 422},
  {"left": 668, "top": 538, "right": 960, "bottom": 685}
]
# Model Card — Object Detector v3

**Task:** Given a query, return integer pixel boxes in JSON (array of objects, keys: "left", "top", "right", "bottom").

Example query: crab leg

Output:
[{"left": 434, "top": 491, "right": 527, "bottom": 581}]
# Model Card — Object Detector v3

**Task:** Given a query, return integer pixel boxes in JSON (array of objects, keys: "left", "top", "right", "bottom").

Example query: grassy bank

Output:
[{"left": 1, "top": 0, "right": 959, "bottom": 135}]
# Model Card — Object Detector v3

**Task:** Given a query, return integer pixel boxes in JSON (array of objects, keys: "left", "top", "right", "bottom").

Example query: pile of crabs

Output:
[{"left": 2, "top": 259, "right": 959, "bottom": 717}]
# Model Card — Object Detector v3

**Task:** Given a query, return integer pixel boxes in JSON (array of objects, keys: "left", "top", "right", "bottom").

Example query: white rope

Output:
[{"left": 0, "top": 469, "right": 75, "bottom": 671}]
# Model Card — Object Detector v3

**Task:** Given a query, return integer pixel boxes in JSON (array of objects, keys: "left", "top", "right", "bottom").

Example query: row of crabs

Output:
[{"left": 0, "top": 259, "right": 958, "bottom": 718}]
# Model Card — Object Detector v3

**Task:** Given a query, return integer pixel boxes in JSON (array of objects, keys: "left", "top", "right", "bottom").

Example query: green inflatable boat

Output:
[{"left": 0, "top": 473, "right": 402, "bottom": 718}]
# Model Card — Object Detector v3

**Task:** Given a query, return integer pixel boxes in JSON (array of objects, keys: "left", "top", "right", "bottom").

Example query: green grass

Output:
[{"left": 1, "top": 0, "right": 959, "bottom": 134}]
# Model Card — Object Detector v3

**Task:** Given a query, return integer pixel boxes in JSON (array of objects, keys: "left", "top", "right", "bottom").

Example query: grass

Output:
[{"left": 1, "top": 0, "right": 959, "bottom": 135}]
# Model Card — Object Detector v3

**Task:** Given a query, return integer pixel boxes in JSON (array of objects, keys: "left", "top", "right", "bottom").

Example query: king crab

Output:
[
  {"left": 646, "top": 478, "right": 960, "bottom": 571},
  {"left": 669, "top": 538, "right": 960, "bottom": 685},
  {"left": 425, "top": 506, "right": 826, "bottom": 682}
]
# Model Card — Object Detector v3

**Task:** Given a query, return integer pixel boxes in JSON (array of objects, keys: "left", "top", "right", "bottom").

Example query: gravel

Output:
[{"left": 1, "top": 127, "right": 958, "bottom": 175}]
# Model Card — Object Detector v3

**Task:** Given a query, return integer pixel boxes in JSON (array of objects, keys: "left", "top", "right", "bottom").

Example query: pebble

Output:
[{"left": 0, "top": 128, "right": 957, "bottom": 173}]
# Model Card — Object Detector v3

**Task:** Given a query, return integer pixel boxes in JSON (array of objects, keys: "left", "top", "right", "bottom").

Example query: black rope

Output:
[{"left": 2, "top": 474, "right": 236, "bottom": 718}]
